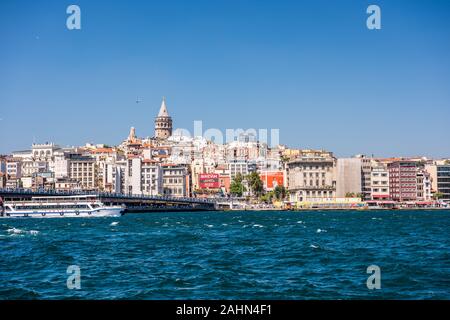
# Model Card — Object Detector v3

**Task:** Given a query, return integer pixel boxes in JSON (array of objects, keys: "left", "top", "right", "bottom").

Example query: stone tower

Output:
[{"left": 154, "top": 97, "right": 173, "bottom": 140}]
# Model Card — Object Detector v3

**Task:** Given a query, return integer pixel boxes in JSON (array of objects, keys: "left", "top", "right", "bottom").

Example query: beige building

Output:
[
  {"left": 286, "top": 152, "right": 336, "bottom": 202},
  {"left": 162, "top": 164, "right": 190, "bottom": 197},
  {"left": 0, "top": 173, "right": 6, "bottom": 188},
  {"left": 68, "top": 155, "right": 98, "bottom": 190},
  {"left": 335, "top": 158, "right": 362, "bottom": 198}
]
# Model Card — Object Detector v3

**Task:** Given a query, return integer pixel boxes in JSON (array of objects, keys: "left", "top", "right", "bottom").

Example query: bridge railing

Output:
[{"left": 0, "top": 188, "right": 216, "bottom": 205}]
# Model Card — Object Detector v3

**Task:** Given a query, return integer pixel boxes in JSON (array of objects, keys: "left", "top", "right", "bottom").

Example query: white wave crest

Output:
[{"left": 7, "top": 228, "right": 39, "bottom": 235}]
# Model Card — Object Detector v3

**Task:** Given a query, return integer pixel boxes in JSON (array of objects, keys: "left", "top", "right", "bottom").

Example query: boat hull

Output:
[{"left": 0, "top": 207, "right": 124, "bottom": 218}]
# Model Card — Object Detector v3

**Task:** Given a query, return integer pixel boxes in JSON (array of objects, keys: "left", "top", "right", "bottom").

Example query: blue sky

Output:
[{"left": 0, "top": 0, "right": 449, "bottom": 157}]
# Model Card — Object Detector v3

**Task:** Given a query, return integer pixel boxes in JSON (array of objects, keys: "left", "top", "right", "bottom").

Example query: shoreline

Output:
[{"left": 221, "top": 207, "right": 450, "bottom": 212}]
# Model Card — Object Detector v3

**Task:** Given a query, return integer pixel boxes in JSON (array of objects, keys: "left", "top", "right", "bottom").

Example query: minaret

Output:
[
  {"left": 154, "top": 97, "right": 173, "bottom": 139},
  {"left": 128, "top": 127, "right": 137, "bottom": 143}
]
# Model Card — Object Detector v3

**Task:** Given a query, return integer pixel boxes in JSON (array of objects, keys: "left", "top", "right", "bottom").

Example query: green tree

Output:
[
  {"left": 260, "top": 191, "right": 274, "bottom": 203},
  {"left": 246, "top": 172, "right": 264, "bottom": 197},
  {"left": 273, "top": 185, "right": 287, "bottom": 200},
  {"left": 230, "top": 173, "right": 246, "bottom": 197},
  {"left": 433, "top": 192, "right": 444, "bottom": 200},
  {"left": 345, "top": 192, "right": 356, "bottom": 198}
]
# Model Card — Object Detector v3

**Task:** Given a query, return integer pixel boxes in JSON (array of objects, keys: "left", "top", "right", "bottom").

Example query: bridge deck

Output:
[{"left": 0, "top": 188, "right": 217, "bottom": 211}]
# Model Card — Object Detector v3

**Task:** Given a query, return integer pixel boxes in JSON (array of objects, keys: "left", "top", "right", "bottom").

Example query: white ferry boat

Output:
[{"left": 0, "top": 195, "right": 124, "bottom": 218}]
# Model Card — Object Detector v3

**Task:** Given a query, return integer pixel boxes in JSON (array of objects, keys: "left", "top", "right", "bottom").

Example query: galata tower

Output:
[{"left": 154, "top": 97, "right": 173, "bottom": 140}]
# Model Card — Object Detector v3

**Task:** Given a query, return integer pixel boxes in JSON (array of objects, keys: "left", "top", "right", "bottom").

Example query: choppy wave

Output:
[
  {"left": 6, "top": 228, "right": 39, "bottom": 236},
  {"left": 0, "top": 210, "right": 449, "bottom": 299}
]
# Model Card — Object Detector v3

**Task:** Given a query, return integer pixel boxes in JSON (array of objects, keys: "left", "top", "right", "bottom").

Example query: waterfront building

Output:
[
  {"left": 426, "top": 163, "right": 450, "bottom": 203},
  {"left": 370, "top": 162, "right": 390, "bottom": 200},
  {"left": 202, "top": 140, "right": 227, "bottom": 164},
  {"left": 6, "top": 158, "right": 22, "bottom": 179},
  {"left": 416, "top": 168, "right": 432, "bottom": 201},
  {"left": 102, "top": 162, "right": 125, "bottom": 193},
  {"left": 436, "top": 165, "right": 450, "bottom": 203},
  {"left": 11, "top": 149, "right": 32, "bottom": 160},
  {"left": 52, "top": 154, "right": 70, "bottom": 179},
  {"left": 0, "top": 172, "right": 6, "bottom": 188},
  {"left": 191, "top": 158, "right": 217, "bottom": 191},
  {"left": 155, "top": 97, "right": 173, "bottom": 140},
  {"left": 256, "top": 156, "right": 283, "bottom": 173},
  {"left": 286, "top": 152, "right": 336, "bottom": 203},
  {"left": 5, "top": 177, "right": 21, "bottom": 189},
  {"left": 142, "top": 160, "right": 163, "bottom": 195},
  {"left": 169, "top": 136, "right": 197, "bottom": 165},
  {"left": 31, "top": 172, "right": 55, "bottom": 191},
  {"left": 20, "top": 176, "right": 32, "bottom": 189},
  {"left": 55, "top": 178, "right": 82, "bottom": 191},
  {"left": 68, "top": 154, "right": 98, "bottom": 190},
  {"left": 162, "top": 164, "right": 190, "bottom": 197},
  {"left": 31, "top": 143, "right": 60, "bottom": 161},
  {"left": 125, "top": 157, "right": 141, "bottom": 195},
  {"left": 388, "top": 161, "right": 418, "bottom": 202},
  {"left": 21, "top": 159, "right": 48, "bottom": 177},
  {"left": 229, "top": 159, "right": 249, "bottom": 180},
  {"left": 225, "top": 141, "right": 260, "bottom": 162},
  {"left": 125, "top": 157, "right": 163, "bottom": 196},
  {"left": 357, "top": 155, "right": 373, "bottom": 201},
  {"left": 0, "top": 156, "right": 7, "bottom": 174},
  {"left": 279, "top": 146, "right": 302, "bottom": 161},
  {"left": 335, "top": 158, "right": 362, "bottom": 198}
]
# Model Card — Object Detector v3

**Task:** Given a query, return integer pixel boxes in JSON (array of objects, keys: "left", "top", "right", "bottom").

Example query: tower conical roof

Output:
[{"left": 158, "top": 97, "right": 170, "bottom": 117}]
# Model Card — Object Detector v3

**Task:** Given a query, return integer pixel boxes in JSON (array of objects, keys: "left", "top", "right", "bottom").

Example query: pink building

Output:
[{"left": 388, "top": 161, "right": 418, "bottom": 202}]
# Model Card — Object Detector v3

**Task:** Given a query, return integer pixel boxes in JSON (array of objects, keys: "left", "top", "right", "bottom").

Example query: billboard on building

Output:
[
  {"left": 199, "top": 173, "right": 220, "bottom": 189},
  {"left": 260, "top": 172, "right": 284, "bottom": 190}
]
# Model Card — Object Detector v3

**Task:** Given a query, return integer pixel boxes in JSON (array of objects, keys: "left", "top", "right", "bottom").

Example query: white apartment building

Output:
[
  {"left": 370, "top": 164, "right": 390, "bottom": 200},
  {"left": 52, "top": 154, "right": 70, "bottom": 179},
  {"left": 125, "top": 158, "right": 163, "bottom": 196},
  {"left": 31, "top": 143, "right": 60, "bottom": 161},
  {"left": 416, "top": 169, "right": 432, "bottom": 201},
  {"left": 6, "top": 159, "right": 22, "bottom": 179},
  {"left": 126, "top": 158, "right": 142, "bottom": 195},
  {"left": 103, "top": 162, "right": 125, "bottom": 193},
  {"left": 229, "top": 160, "right": 249, "bottom": 180},
  {"left": 21, "top": 159, "right": 48, "bottom": 177}
]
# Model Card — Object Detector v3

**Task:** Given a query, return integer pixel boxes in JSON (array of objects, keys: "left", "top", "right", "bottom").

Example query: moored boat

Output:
[{"left": 0, "top": 195, "right": 124, "bottom": 218}]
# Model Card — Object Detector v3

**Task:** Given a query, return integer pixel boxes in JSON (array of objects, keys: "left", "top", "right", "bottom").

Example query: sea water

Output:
[{"left": 0, "top": 210, "right": 449, "bottom": 299}]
